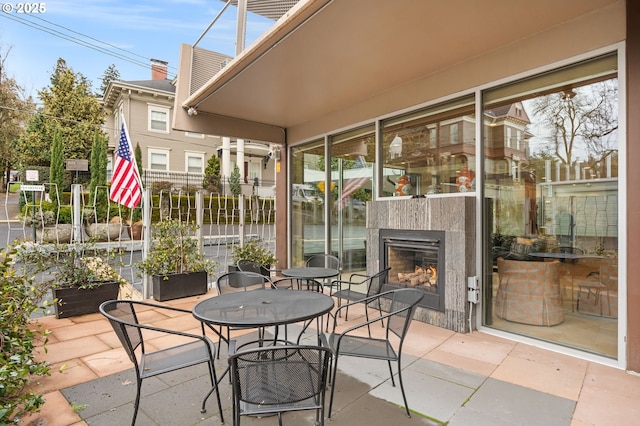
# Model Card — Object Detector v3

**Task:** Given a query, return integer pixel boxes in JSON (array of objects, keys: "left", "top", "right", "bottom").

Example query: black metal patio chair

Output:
[
  {"left": 228, "top": 340, "right": 332, "bottom": 425},
  {"left": 214, "top": 271, "right": 278, "bottom": 356},
  {"left": 237, "top": 258, "right": 265, "bottom": 274},
  {"left": 322, "top": 288, "right": 424, "bottom": 418},
  {"left": 99, "top": 300, "right": 224, "bottom": 425},
  {"left": 272, "top": 276, "right": 325, "bottom": 342},
  {"left": 330, "top": 267, "right": 391, "bottom": 332},
  {"left": 305, "top": 254, "right": 341, "bottom": 291}
]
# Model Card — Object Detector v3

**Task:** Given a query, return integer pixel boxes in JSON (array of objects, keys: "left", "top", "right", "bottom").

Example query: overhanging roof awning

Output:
[{"left": 173, "top": 0, "right": 619, "bottom": 143}]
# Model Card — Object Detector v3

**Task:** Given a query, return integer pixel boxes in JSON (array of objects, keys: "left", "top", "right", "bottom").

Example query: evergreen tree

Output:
[
  {"left": 229, "top": 163, "right": 241, "bottom": 196},
  {"left": 134, "top": 142, "right": 143, "bottom": 181},
  {"left": 49, "top": 131, "right": 65, "bottom": 196},
  {"left": 202, "top": 154, "right": 221, "bottom": 193},
  {"left": 89, "top": 131, "right": 108, "bottom": 220},
  {"left": 99, "top": 64, "right": 120, "bottom": 96},
  {"left": 14, "top": 58, "right": 106, "bottom": 169}
]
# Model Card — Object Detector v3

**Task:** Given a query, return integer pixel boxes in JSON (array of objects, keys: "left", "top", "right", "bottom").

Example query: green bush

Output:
[
  {"left": 151, "top": 181, "right": 173, "bottom": 194},
  {"left": 0, "top": 247, "right": 51, "bottom": 423},
  {"left": 230, "top": 238, "right": 277, "bottom": 267}
]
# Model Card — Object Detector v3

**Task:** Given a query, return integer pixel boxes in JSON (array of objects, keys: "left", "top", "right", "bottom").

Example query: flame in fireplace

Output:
[{"left": 428, "top": 266, "right": 437, "bottom": 284}]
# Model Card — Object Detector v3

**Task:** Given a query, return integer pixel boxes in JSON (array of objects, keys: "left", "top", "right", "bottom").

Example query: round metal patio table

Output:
[
  {"left": 281, "top": 267, "right": 340, "bottom": 280},
  {"left": 193, "top": 288, "right": 334, "bottom": 331}
]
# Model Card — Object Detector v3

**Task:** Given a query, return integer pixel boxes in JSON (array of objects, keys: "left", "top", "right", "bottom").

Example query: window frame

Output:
[
  {"left": 148, "top": 148, "right": 170, "bottom": 171},
  {"left": 148, "top": 105, "right": 170, "bottom": 133}
]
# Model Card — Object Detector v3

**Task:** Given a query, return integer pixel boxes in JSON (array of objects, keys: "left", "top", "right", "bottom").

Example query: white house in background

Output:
[{"left": 101, "top": 59, "right": 276, "bottom": 194}]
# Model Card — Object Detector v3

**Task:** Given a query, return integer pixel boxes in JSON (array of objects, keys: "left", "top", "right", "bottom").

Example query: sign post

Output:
[
  {"left": 66, "top": 159, "right": 89, "bottom": 184},
  {"left": 23, "top": 170, "right": 42, "bottom": 241}
]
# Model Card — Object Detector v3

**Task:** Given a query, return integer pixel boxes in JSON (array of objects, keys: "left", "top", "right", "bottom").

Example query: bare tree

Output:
[{"left": 530, "top": 79, "right": 618, "bottom": 166}]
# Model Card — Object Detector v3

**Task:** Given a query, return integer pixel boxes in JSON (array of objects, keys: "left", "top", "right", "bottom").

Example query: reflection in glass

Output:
[
  {"left": 381, "top": 96, "right": 475, "bottom": 196},
  {"left": 483, "top": 53, "right": 619, "bottom": 359},
  {"left": 290, "top": 140, "right": 326, "bottom": 266},
  {"left": 329, "top": 125, "right": 375, "bottom": 274}
]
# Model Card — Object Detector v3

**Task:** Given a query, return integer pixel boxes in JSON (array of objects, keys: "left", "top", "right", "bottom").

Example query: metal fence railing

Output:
[{"left": 6, "top": 181, "right": 277, "bottom": 299}]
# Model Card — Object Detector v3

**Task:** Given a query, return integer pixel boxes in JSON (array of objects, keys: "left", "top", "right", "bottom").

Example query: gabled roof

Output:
[{"left": 102, "top": 79, "right": 175, "bottom": 111}]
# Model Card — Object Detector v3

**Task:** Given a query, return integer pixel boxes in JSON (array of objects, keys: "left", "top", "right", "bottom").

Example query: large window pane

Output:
[
  {"left": 290, "top": 140, "right": 326, "bottom": 266},
  {"left": 329, "top": 125, "right": 375, "bottom": 274},
  {"left": 483, "top": 53, "right": 619, "bottom": 359},
  {"left": 381, "top": 96, "right": 475, "bottom": 196}
]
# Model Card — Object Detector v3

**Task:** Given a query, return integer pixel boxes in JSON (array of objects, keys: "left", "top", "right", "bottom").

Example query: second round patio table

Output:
[{"left": 281, "top": 266, "right": 340, "bottom": 280}]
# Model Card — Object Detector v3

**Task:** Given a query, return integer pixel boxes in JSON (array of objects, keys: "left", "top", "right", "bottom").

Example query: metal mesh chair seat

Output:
[
  {"left": 140, "top": 339, "right": 216, "bottom": 378},
  {"left": 99, "top": 300, "right": 224, "bottom": 425},
  {"left": 229, "top": 343, "right": 332, "bottom": 425},
  {"left": 326, "top": 333, "right": 396, "bottom": 360}
]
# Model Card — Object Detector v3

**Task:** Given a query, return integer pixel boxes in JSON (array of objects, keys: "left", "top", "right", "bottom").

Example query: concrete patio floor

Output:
[{"left": 19, "top": 288, "right": 640, "bottom": 426}]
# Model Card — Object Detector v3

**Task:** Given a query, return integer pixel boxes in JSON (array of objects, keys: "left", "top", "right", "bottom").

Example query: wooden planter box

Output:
[
  {"left": 53, "top": 281, "right": 121, "bottom": 319},
  {"left": 152, "top": 271, "right": 208, "bottom": 302}
]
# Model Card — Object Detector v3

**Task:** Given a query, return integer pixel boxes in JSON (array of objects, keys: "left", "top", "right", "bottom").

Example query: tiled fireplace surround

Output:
[{"left": 367, "top": 196, "right": 476, "bottom": 332}]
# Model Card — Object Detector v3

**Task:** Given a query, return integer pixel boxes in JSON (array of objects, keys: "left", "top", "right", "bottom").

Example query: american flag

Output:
[
  {"left": 109, "top": 118, "right": 142, "bottom": 208},
  {"left": 335, "top": 156, "right": 370, "bottom": 210}
]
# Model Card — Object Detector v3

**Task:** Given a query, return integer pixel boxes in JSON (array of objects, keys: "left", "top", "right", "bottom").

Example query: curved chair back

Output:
[
  {"left": 305, "top": 254, "right": 340, "bottom": 270},
  {"left": 386, "top": 288, "right": 424, "bottom": 341},
  {"left": 229, "top": 344, "right": 332, "bottom": 425},
  {"left": 216, "top": 271, "right": 274, "bottom": 295},
  {"left": 237, "top": 259, "right": 263, "bottom": 274},
  {"left": 100, "top": 300, "right": 143, "bottom": 365},
  {"left": 366, "top": 267, "right": 390, "bottom": 298}
]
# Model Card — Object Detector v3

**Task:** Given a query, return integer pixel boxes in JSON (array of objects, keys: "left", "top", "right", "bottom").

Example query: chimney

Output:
[{"left": 151, "top": 58, "right": 168, "bottom": 80}]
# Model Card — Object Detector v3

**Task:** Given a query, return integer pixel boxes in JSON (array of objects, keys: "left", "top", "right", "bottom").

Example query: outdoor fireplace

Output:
[{"left": 379, "top": 229, "right": 445, "bottom": 311}]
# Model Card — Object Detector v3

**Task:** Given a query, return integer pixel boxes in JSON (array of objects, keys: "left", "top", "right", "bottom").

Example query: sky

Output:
[{"left": 0, "top": 0, "right": 274, "bottom": 100}]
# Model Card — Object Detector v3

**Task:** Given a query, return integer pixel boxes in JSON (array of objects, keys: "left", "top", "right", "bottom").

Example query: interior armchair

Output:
[
  {"left": 495, "top": 257, "right": 564, "bottom": 326},
  {"left": 574, "top": 258, "right": 618, "bottom": 317}
]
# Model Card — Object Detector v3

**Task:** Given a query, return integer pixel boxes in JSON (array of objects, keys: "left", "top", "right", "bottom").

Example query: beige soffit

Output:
[{"left": 177, "top": 0, "right": 620, "bottom": 142}]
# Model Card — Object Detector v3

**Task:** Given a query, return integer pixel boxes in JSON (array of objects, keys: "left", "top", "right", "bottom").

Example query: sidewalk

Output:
[{"left": 18, "top": 289, "right": 640, "bottom": 426}]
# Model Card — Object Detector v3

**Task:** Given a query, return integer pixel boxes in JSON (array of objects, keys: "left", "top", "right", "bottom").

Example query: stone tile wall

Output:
[{"left": 367, "top": 195, "right": 476, "bottom": 332}]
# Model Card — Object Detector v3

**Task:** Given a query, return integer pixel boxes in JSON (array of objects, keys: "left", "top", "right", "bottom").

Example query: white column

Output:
[
  {"left": 545, "top": 159, "right": 551, "bottom": 182},
  {"left": 237, "top": 138, "right": 245, "bottom": 182},
  {"left": 222, "top": 137, "right": 231, "bottom": 187}
]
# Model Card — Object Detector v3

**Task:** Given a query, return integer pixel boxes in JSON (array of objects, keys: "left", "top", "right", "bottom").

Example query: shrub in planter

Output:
[
  {"left": 230, "top": 238, "right": 277, "bottom": 271},
  {"left": 17, "top": 242, "right": 125, "bottom": 318},
  {"left": 136, "top": 219, "right": 217, "bottom": 301}
]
